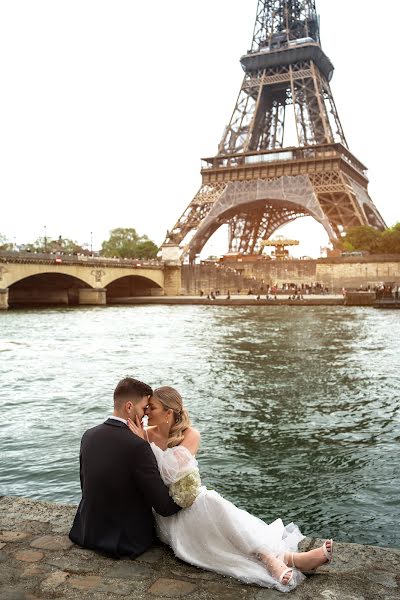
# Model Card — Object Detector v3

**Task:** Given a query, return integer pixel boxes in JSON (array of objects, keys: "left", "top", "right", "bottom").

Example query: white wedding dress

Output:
[{"left": 150, "top": 442, "right": 306, "bottom": 592}]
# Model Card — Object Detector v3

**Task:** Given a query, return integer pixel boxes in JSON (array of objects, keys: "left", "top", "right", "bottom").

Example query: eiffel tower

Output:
[{"left": 162, "top": 0, "right": 386, "bottom": 262}]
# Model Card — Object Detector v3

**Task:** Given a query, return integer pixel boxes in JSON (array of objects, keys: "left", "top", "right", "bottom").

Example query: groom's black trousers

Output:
[{"left": 69, "top": 419, "right": 180, "bottom": 557}]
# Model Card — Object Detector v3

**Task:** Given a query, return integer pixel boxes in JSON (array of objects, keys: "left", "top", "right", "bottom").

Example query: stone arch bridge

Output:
[{"left": 0, "top": 253, "right": 181, "bottom": 309}]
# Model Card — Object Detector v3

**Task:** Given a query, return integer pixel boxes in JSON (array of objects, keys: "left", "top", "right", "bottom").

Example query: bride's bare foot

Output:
[
  {"left": 285, "top": 539, "right": 333, "bottom": 573},
  {"left": 256, "top": 551, "right": 294, "bottom": 586}
]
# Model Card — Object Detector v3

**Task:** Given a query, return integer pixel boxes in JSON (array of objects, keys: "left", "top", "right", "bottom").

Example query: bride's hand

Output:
[{"left": 127, "top": 416, "right": 145, "bottom": 440}]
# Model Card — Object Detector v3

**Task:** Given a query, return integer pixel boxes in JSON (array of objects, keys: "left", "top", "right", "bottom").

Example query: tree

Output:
[
  {"left": 342, "top": 223, "right": 400, "bottom": 254},
  {"left": 53, "top": 237, "right": 85, "bottom": 254},
  {"left": 0, "top": 234, "right": 13, "bottom": 251},
  {"left": 135, "top": 239, "right": 159, "bottom": 259},
  {"left": 22, "top": 236, "right": 85, "bottom": 254},
  {"left": 100, "top": 228, "right": 158, "bottom": 259},
  {"left": 380, "top": 223, "right": 400, "bottom": 254},
  {"left": 342, "top": 226, "right": 383, "bottom": 253}
]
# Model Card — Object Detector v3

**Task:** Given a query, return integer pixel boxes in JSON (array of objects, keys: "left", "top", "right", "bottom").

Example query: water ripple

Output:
[{"left": 0, "top": 305, "right": 399, "bottom": 547}]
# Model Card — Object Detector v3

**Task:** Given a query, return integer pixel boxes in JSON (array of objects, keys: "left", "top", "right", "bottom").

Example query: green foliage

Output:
[
  {"left": 342, "top": 223, "right": 400, "bottom": 254},
  {"left": 342, "top": 226, "right": 382, "bottom": 253},
  {"left": 23, "top": 237, "right": 85, "bottom": 254},
  {"left": 56, "top": 238, "right": 86, "bottom": 254},
  {"left": 0, "top": 234, "right": 13, "bottom": 251},
  {"left": 100, "top": 228, "right": 158, "bottom": 259},
  {"left": 380, "top": 227, "right": 400, "bottom": 254},
  {"left": 135, "top": 239, "right": 159, "bottom": 259}
]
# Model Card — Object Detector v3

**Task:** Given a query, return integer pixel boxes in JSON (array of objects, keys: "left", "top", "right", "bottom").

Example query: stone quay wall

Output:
[
  {"left": 181, "top": 256, "right": 400, "bottom": 296},
  {"left": 1, "top": 495, "right": 399, "bottom": 600}
]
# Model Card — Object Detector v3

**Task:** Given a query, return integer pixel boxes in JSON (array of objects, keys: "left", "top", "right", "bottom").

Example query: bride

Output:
[{"left": 128, "top": 386, "right": 333, "bottom": 592}]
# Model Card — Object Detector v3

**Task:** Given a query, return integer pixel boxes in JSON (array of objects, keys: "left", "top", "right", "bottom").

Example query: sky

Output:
[{"left": 1, "top": 0, "right": 399, "bottom": 258}]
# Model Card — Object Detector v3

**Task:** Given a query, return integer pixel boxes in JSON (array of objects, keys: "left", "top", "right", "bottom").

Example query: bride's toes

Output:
[
  {"left": 322, "top": 539, "right": 334, "bottom": 563},
  {"left": 280, "top": 567, "right": 293, "bottom": 586}
]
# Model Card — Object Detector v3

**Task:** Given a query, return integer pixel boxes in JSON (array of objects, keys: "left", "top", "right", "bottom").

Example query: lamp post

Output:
[
  {"left": 44, "top": 225, "right": 47, "bottom": 253},
  {"left": 90, "top": 232, "right": 93, "bottom": 255}
]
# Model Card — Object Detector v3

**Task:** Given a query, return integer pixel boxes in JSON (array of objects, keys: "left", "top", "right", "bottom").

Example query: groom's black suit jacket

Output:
[{"left": 69, "top": 418, "right": 181, "bottom": 557}]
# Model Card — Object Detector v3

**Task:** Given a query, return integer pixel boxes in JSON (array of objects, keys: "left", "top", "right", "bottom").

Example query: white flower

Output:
[{"left": 169, "top": 470, "right": 201, "bottom": 508}]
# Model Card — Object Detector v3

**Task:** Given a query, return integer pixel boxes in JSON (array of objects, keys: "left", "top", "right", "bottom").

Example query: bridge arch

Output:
[
  {"left": 8, "top": 272, "right": 91, "bottom": 307},
  {"left": 105, "top": 274, "right": 163, "bottom": 301},
  {"left": 101, "top": 269, "right": 164, "bottom": 289},
  {"left": 6, "top": 264, "right": 95, "bottom": 288}
]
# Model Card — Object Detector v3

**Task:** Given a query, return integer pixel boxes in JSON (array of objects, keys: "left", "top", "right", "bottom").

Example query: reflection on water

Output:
[{"left": 0, "top": 306, "right": 399, "bottom": 548}]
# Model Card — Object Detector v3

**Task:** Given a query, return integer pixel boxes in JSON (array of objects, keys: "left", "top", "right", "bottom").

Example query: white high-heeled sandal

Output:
[
  {"left": 291, "top": 539, "right": 334, "bottom": 575},
  {"left": 322, "top": 539, "right": 334, "bottom": 563},
  {"left": 256, "top": 552, "right": 294, "bottom": 587},
  {"left": 278, "top": 566, "right": 294, "bottom": 587}
]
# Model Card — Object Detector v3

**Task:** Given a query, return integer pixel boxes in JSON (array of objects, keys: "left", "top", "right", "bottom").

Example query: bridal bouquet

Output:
[
  {"left": 169, "top": 470, "right": 201, "bottom": 508},
  {"left": 151, "top": 443, "right": 202, "bottom": 508}
]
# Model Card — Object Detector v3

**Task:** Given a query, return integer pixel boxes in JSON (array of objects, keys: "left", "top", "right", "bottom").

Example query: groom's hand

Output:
[{"left": 127, "top": 416, "right": 146, "bottom": 440}]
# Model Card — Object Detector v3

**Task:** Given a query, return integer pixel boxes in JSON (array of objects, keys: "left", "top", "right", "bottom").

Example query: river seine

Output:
[{"left": 1, "top": 305, "right": 399, "bottom": 548}]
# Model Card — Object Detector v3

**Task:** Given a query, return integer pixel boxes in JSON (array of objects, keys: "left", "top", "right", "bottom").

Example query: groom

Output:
[{"left": 69, "top": 377, "right": 181, "bottom": 557}]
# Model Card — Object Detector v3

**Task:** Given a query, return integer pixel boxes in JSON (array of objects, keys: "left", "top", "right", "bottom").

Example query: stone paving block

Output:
[
  {"left": 99, "top": 579, "right": 145, "bottom": 596},
  {"left": 319, "top": 592, "right": 366, "bottom": 600},
  {"left": 0, "top": 565, "right": 21, "bottom": 585},
  {"left": 21, "top": 563, "right": 50, "bottom": 577},
  {"left": 68, "top": 575, "right": 140, "bottom": 595},
  {"left": 0, "top": 531, "right": 30, "bottom": 542},
  {"left": 14, "top": 549, "right": 44, "bottom": 563},
  {"left": 45, "top": 553, "right": 97, "bottom": 573},
  {"left": 19, "top": 520, "right": 49, "bottom": 534},
  {"left": 69, "top": 546, "right": 95, "bottom": 558},
  {"left": 105, "top": 560, "right": 154, "bottom": 579},
  {"left": 0, "top": 541, "right": 6, "bottom": 549},
  {"left": 68, "top": 575, "right": 102, "bottom": 591},
  {"left": 204, "top": 581, "right": 255, "bottom": 599},
  {"left": 0, "top": 496, "right": 75, "bottom": 534},
  {"left": 30, "top": 534, "right": 73, "bottom": 550},
  {"left": 0, "top": 549, "right": 8, "bottom": 562},
  {"left": 40, "top": 569, "right": 69, "bottom": 592},
  {"left": 0, "top": 587, "right": 31, "bottom": 600},
  {"left": 148, "top": 577, "right": 197, "bottom": 597},
  {"left": 135, "top": 546, "right": 164, "bottom": 564},
  {"left": 170, "top": 565, "right": 221, "bottom": 581},
  {"left": 364, "top": 570, "right": 398, "bottom": 589}
]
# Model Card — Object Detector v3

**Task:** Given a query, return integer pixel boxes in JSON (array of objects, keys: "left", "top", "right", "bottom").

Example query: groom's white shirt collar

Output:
[{"left": 108, "top": 416, "right": 128, "bottom": 425}]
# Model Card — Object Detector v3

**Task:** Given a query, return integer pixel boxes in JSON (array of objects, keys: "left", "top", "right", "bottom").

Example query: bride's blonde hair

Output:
[{"left": 152, "top": 386, "right": 191, "bottom": 448}]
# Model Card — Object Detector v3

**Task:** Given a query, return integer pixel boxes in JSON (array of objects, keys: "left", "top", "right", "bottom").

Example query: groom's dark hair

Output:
[{"left": 114, "top": 377, "right": 153, "bottom": 407}]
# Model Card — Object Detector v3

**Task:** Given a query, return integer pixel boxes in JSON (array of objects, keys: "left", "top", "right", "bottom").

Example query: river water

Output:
[{"left": 0, "top": 305, "right": 399, "bottom": 548}]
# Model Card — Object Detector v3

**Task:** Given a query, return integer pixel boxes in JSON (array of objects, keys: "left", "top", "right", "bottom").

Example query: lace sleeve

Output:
[{"left": 150, "top": 442, "right": 199, "bottom": 485}]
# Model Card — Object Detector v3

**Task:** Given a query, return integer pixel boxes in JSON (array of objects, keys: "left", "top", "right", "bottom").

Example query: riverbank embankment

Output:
[
  {"left": 1, "top": 496, "right": 399, "bottom": 600},
  {"left": 110, "top": 294, "right": 346, "bottom": 307}
]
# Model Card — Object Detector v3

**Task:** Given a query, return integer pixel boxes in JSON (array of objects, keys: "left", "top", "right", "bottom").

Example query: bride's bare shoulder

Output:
[
  {"left": 181, "top": 427, "right": 201, "bottom": 454},
  {"left": 184, "top": 426, "right": 200, "bottom": 439}
]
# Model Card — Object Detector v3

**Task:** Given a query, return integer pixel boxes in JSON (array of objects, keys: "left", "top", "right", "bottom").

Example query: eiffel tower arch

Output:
[{"left": 162, "top": 0, "right": 386, "bottom": 262}]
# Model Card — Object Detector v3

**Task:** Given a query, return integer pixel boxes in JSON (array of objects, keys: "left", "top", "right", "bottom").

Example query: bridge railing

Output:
[{"left": 0, "top": 251, "right": 164, "bottom": 268}]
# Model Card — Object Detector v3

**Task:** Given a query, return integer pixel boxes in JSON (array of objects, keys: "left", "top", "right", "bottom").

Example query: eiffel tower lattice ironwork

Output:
[{"left": 162, "top": 0, "right": 386, "bottom": 262}]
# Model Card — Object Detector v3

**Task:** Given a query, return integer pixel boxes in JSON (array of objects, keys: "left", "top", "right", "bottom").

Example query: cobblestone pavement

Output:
[{"left": 0, "top": 496, "right": 399, "bottom": 600}]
